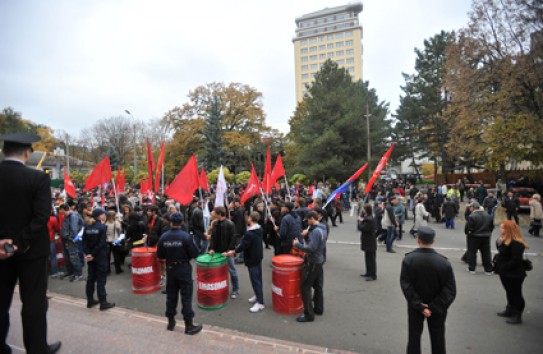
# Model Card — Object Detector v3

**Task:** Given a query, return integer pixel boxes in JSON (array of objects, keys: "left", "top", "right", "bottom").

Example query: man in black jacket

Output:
[
  {"left": 504, "top": 191, "right": 520, "bottom": 224},
  {"left": 0, "top": 133, "right": 61, "bottom": 354},
  {"left": 146, "top": 205, "right": 165, "bottom": 247},
  {"left": 400, "top": 226, "right": 456, "bottom": 354},
  {"left": 230, "top": 198, "right": 246, "bottom": 264},
  {"left": 209, "top": 207, "right": 240, "bottom": 298},
  {"left": 190, "top": 201, "right": 206, "bottom": 254},
  {"left": 465, "top": 202, "right": 494, "bottom": 274}
]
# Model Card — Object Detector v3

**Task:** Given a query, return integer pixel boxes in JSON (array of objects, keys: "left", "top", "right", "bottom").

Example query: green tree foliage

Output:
[
  {"left": 202, "top": 95, "right": 225, "bottom": 170},
  {"left": 0, "top": 107, "right": 58, "bottom": 152},
  {"left": 394, "top": 31, "right": 454, "bottom": 178},
  {"left": 444, "top": 0, "right": 543, "bottom": 172},
  {"left": 289, "top": 174, "right": 310, "bottom": 186},
  {"left": 107, "top": 145, "right": 121, "bottom": 171},
  {"left": 235, "top": 171, "right": 251, "bottom": 184},
  {"left": 288, "top": 60, "right": 390, "bottom": 181},
  {"left": 207, "top": 167, "right": 235, "bottom": 184}
]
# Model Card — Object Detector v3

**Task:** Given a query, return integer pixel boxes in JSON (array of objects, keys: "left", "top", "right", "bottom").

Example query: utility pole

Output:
[
  {"left": 364, "top": 103, "right": 372, "bottom": 182},
  {"left": 125, "top": 110, "right": 138, "bottom": 176}
]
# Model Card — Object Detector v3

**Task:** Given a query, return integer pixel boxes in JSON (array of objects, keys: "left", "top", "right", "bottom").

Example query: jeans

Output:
[
  {"left": 49, "top": 241, "right": 58, "bottom": 274},
  {"left": 445, "top": 218, "right": 455, "bottom": 229},
  {"left": 248, "top": 264, "right": 264, "bottom": 305},
  {"left": 386, "top": 226, "right": 397, "bottom": 252},
  {"left": 226, "top": 256, "right": 239, "bottom": 293},
  {"left": 77, "top": 240, "right": 85, "bottom": 268},
  {"left": 63, "top": 239, "right": 82, "bottom": 276}
]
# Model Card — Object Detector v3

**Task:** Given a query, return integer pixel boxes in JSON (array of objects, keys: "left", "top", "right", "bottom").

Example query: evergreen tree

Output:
[
  {"left": 202, "top": 95, "right": 225, "bottom": 170},
  {"left": 107, "top": 144, "right": 121, "bottom": 171},
  {"left": 288, "top": 60, "right": 391, "bottom": 181}
]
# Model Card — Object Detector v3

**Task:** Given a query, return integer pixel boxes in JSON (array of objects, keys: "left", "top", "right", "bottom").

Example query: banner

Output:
[
  {"left": 364, "top": 143, "right": 396, "bottom": 195},
  {"left": 241, "top": 163, "right": 261, "bottom": 205},
  {"left": 325, "top": 163, "right": 368, "bottom": 206},
  {"left": 271, "top": 154, "right": 285, "bottom": 187},
  {"left": 214, "top": 166, "right": 227, "bottom": 208},
  {"left": 84, "top": 156, "right": 112, "bottom": 192},
  {"left": 164, "top": 155, "right": 199, "bottom": 205},
  {"left": 64, "top": 168, "right": 76, "bottom": 198},
  {"left": 261, "top": 147, "right": 272, "bottom": 195}
]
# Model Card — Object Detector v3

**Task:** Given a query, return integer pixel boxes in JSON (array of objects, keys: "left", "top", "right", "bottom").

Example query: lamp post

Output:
[
  {"left": 55, "top": 129, "right": 71, "bottom": 174},
  {"left": 124, "top": 110, "right": 138, "bottom": 176}
]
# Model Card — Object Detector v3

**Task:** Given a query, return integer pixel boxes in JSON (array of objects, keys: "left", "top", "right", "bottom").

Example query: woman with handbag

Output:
[
  {"left": 495, "top": 220, "right": 529, "bottom": 324},
  {"left": 528, "top": 194, "right": 542, "bottom": 237}
]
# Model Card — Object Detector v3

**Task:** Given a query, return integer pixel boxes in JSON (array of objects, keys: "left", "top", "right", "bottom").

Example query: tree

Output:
[
  {"left": 394, "top": 31, "right": 454, "bottom": 179},
  {"left": 0, "top": 107, "right": 58, "bottom": 152},
  {"left": 443, "top": 0, "right": 543, "bottom": 174},
  {"left": 107, "top": 145, "right": 121, "bottom": 171},
  {"left": 202, "top": 95, "right": 225, "bottom": 170},
  {"left": 288, "top": 60, "right": 391, "bottom": 181}
]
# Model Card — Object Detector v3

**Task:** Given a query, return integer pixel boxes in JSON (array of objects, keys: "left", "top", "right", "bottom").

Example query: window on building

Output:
[
  {"left": 310, "top": 64, "right": 318, "bottom": 70},
  {"left": 301, "top": 48, "right": 308, "bottom": 54},
  {"left": 327, "top": 34, "right": 334, "bottom": 40},
  {"left": 327, "top": 43, "right": 334, "bottom": 49},
  {"left": 301, "top": 39, "right": 308, "bottom": 45},
  {"left": 302, "top": 73, "right": 309, "bottom": 79},
  {"left": 318, "top": 36, "right": 325, "bottom": 42},
  {"left": 301, "top": 56, "right": 308, "bottom": 62},
  {"left": 346, "top": 57, "right": 354, "bottom": 64},
  {"left": 309, "top": 46, "right": 317, "bottom": 52},
  {"left": 336, "top": 50, "right": 344, "bottom": 56},
  {"left": 345, "top": 31, "right": 353, "bottom": 37},
  {"left": 327, "top": 52, "right": 334, "bottom": 58},
  {"left": 309, "top": 37, "right": 318, "bottom": 43},
  {"left": 310, "top": 55, "right": 317, "bottom": 60},
  {"left": 319, "top": 45, "right": 325, "bottom": 51},
  {"left": 336, "top": 59, "right": 345, "bottom": 65},
  {"left": 346, "top": 49, "right": 354, "bottom": 55},
  {"left": 302, "top": 65, "right": 308, "bottom": 71},
  {"left": 319, "top": 53, "right": 326, "bottom": 59},
  {"left": 336, "top": 42, "right": 344, "bottom": 48},
  {"left": 311, "top": 73, "right": 316, "bottom": 78},
  {"left": 345, "top": 40, "right": 354, "bottom": 46},
  {"left": 348, "top": 67, "right": 355, "bottom": 73},
  {"left": 335, "top": 32, "right": 344, "bottom": 39}
]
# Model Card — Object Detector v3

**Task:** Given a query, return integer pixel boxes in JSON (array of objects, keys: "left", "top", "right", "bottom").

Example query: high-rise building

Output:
[{"left": 293, "top": 2, "right": 363, "bottom": 102}]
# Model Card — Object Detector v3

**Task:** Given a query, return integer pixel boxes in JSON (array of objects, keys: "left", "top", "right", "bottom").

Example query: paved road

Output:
[{"left": 42, "top": 206, "right": 542, "bottom": 353}]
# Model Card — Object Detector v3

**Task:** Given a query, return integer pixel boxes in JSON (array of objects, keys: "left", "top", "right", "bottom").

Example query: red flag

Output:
[
  {"left": 64, "top": 168, "right": 76, "bottom": 198},
  {"left": 119, "top": 168, "right": 126, "bottom": 193},
  {"left": 364, "top": 143, "right": 397, "bottom": 195},
  {"left": 115, "top": 166, "right": 121, "bottom": 192},
  {"left": 199, "top": 168, "right": 209, "bottom": 191},
  {"left": 84, "top": 156, "right": 112, "bottom": 192},
  {"left": 261, "top": 148, "right": 272, "bottom": 195},
  {"left": 165, "top": 155, "right": 199, "bottom": 205},
  {"left": 241, "top": 163, "right": 262, "bottom": 205},
  {"left": 140, "top": 178, "right": 150, "bottom": 194},
  {"left": 271, "top": 154, "right": 285, "bottom": 186},
  {"left": 154, "top": 140, "right": 165, "bottom": 193},
  {"left": 146, "top": 139, "right": 155, "bottom": 192}
]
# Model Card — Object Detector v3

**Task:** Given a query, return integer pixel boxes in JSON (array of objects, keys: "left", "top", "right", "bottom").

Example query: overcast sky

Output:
[{"left": 0, "top": 0, "right": 473, "bottom": 137}]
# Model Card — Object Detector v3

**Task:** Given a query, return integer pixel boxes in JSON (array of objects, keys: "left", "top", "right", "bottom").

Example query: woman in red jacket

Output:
[{"left": 48, "top": 208, "right": 61, "bottom": 277}]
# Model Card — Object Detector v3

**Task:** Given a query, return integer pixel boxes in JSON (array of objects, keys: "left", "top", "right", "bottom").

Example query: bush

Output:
[
  {"left": 235, "top": 171, "right": 251, "bottom": 184},
  {"left": 207, "top": 167, "right": 235, "bottom": 184},
  {"left": 290, "top": 173, "right": 310, "bottom": 186}
]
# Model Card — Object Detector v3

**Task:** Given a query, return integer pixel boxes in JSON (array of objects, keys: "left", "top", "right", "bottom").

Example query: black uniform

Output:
[
  {"left": 400, "top": 248, "right": 456, "bottom": 354},
  {"left": 0, "top": 159, "right": 52, "bottom": 354},
  {"left": 82, "top": 221, "right": 109, "bottom": 304},
  {"left": 157, "top": 228, "right": 199, "bottom": 321}
]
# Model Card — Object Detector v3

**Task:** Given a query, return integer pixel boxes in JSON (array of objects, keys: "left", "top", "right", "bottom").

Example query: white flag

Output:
[{"left": 214, "top": 166, "right": 227, "bottom": 208}]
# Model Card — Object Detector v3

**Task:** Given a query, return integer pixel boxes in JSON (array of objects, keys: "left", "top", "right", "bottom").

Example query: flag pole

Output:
[
  {"left": 284, "top": 176, "right": 292, "bottom": 200},
  {"left": 111, "top": 178, "right": 120, "bottom": 214}
]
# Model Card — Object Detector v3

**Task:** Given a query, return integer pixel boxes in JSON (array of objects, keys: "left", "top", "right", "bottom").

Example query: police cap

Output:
[{"left": 170, "top": 212, "right": 184, "bottom": 224}]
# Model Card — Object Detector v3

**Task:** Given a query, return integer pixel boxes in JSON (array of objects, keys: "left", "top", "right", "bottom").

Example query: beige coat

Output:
[{"left": 529, "top": 199, "right": 543, "bottom": 220}]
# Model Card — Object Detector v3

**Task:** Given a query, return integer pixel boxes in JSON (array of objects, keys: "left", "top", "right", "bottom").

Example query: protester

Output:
[
  {"left": 277, "top": 202, "right": 302, "bottom": 255},
  {"left": 48, "top": 208, "right": 62, "bottom": 278},
  {"left": 83, "top": 208, "right": 115, "bottom": 311},
  {"left": 465, "top": 202, "right": 494, "bottom": 275},
  {"left": 358, "top": 204, "right": 377, "bottom": 281},
  {"left": 400, "top": 226, "right": 456, "bottom": 354},
  {"left": 528, "top": 194, "right": 542, "bottom": 237},
  {"left": 504, "top": 191, "right": 520, "bottom": 225},
  {"left": 190, "top": 200, "right": 206, "bottom": 254},
  {"left": 225, "top": 212, "right": 265, "bottom": 313},
  {"left": 413, "top": 197, "right": 429, "bottom": 234},
  {"left": 146, "top": 205, "right": 165, "bottom": 247},
  {"left": 125, "top": 212, "right": 147, "bottom": 250},
  {"left": 441, "top": 197, "right": 458, "bottom": 229},
  {"left": 105, "top": 210, "right": 123, "bottom": 274},
  {"left": 0, "top": 133, "right": 62, "bottom": 354},
  {"left": 383, "top": 196, "right": 399, "bottom": 253},
  {"left": 59, "top": 202, "right": 84, "bottom": 281},
  {"left": 482, "top": 192, "right": 499, "bottom": 222},
  {"left": 494, "top": 220, "right": 529, "bottom": 324},
  {"left": 293, "top": 211, "right": 328, "bottom": 322}
]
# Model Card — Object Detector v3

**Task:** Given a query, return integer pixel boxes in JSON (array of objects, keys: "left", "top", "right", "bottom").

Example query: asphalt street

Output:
[{"left": 44, "top": 205, "right": 543, "bottom": 353}]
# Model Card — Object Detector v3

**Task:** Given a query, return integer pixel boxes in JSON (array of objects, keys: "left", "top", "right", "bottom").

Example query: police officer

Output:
[
  {"left": 400, "top": 226, "right": 456, "bottom": 354},
  {"left": 83, "top": 208, "right": 115, "bottom": 311},
  {"left": 0, "top": 133, "right": 62, "bottom": 354},
  {"left": 156, "top": 213, "right": 202, "bottom": 335}
]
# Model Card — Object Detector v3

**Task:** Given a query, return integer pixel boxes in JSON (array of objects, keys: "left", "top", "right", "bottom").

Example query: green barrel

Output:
[{"left": 196, "top": 254, "right": 229, "bottom": 310}]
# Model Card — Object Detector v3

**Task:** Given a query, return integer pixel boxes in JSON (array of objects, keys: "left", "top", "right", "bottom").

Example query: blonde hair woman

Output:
[
  {"left": 105, "top": 210, "right": 123, "bottom": 274},
  {"left": 495, "top": 220, "right": 529, "bottom": 324},
  {"left": 528, "top": 194, "right": 542, "bottom": 237}
]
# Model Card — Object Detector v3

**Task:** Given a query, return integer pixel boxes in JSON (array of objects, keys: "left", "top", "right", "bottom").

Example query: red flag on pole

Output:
[
  {"left": 271, "top": 154, "right": 285, "bottom": 186},
  {"left": 84, "top": 156, "right": 112, "bottom": 192},
  {"left": 119, "top": 168, "right": 126, "bottom": 193},
  {"left": 146, "top": 139, "right": 155, "bottom": 191},
  {"left": 140, "top": 178, "right": 150, "bottom": 194},
  {"left": 364, "top": 143, "right": 396, "bottom": 195},
  {"left": 199, "top": 168, "right": 209, "bottom": 191},
  {"left": 165, "top": 155, "right": 199, "bottom": 205},
  {"left": 64, "top": 168, "right": 76, "bottom": 198},
  {"left": 261, "top": 148, "right": 272, "bottom": 195},
  {"left": 154, "top": 140, "right": 165, "bottom": 193},
  {"left": 241, "top": 163, "right": 262, "bottom": 205}
]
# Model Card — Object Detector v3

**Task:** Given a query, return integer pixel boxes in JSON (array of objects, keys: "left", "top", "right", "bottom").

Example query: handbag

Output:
[
  {"left": 523, "top": 253, "right": 533, "bottom": 271},
  {"left": 492, "top": 254, "right": 500, "bottom": 274}
]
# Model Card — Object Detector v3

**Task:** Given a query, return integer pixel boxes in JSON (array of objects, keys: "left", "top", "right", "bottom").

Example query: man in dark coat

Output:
[
  {"left": 0, "top": 133, "right": 61, "bottom": 354},
  {"left": 441, "top": 197, "right": 458, "bottom": 229},
  {"left": 465, "top": 202, "right": 494, "bottom": 274},
  {"left": 400, "top": 226, "right": 456, "bottom": 354},
  {"left": 146, "top": 205, "right": 165, "bottom": 247},
  {"left": 504, "top": 191, "right": 520, "bottom": 224},
  {"left": 358, "top": 204, "right": 377, "bottom": 281}
]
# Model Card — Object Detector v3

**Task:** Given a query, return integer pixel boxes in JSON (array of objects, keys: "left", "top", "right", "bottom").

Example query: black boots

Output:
[
  {"left": 506, "top": 310, "right": 523, "bottom": 325},
  {"left": 184, "top": 319, "right": 203, "bottom": 335},
  {"left": 497, "top": 306, "right": 512, "bottom": 317},
  {"left": 100, "top": 301, "right": 115, "bottom": 311},
  {"left": 87, "top": 299, "right": 100, "bottom": 308},
  {"left": 167, "top": 316, "right": 176, "bottom": 331}
]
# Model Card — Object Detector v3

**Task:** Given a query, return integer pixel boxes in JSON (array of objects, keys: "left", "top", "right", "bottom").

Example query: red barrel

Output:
[
  {"left": 131, "top": 247, "right": 161, "bottom": 294},
  {"left": 196, "top": 254, "right": 229, "bottom": 310},
  {"left": 272, "top": 255, "right": 304, "bottom": 315}
]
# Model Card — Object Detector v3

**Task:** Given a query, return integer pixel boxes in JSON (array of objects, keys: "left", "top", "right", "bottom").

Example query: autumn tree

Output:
[
  {"left": 287, "top": 60, "right": 391, "bottom": 181},
  {"left": 444, "top": 0, "right": 543, "bottom": 175},
  {"left": 0, "top": 107, "right": 58, "bottom": 152},
  {"left": 202, "top": 95, "right": 225, "bottom": 171}
]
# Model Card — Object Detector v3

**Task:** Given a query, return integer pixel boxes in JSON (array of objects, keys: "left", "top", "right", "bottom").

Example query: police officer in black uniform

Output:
[
  {"left": 400, "top": 226, "right": 456, "bottom": 354},
  {"left": 156, "top": 213, "right": 202, "bottom": 335},
  {"left": 82, "top": 208, "right": 115, "bottom": 311},
  {"left": 0, "top": 133, "right": 62, "bottom": 354}
]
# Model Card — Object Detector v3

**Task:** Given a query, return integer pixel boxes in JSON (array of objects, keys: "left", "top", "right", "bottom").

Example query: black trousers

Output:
[
  {"left": 165, "top": 264, "right": 194, "bottom": 321},
  {"left": 506, "top": 210, "right": 519, "bottom": 224},
  {"left": 301, "top": 262, "right": 323, "bottom": 319},
  {"left": 407, "top": 307, "right": 447, "bottom": 354},
  {"left": 86, "top": 256, "right": 108, "bottom": 302},
  {"left": 499, "top": 275, "right": 526, "bottom": 313},
  {"left": 364, "top": 251, "right": 376, "bottom": 278},
  {"left": 0, "top": 256, "right": 49, "bottom": 354},
  {"left": 467, "top": 237, "right": 493, "bottom": 272},
  {"left": 110, "top": 245, "right": 124, "bottom": 273}
]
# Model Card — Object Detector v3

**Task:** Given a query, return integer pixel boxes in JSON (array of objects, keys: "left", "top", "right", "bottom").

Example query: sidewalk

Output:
[{"left": 7, "top": 291, "right": 354, "bottom": 354}]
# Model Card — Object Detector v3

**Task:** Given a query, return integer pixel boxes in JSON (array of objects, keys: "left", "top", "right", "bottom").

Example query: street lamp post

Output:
[
  {"left": 55, "top": 129, "right": 71, "bottom": 174},
  {"left": 124, "top": 110, "right": 138, "bottom": 176}
]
